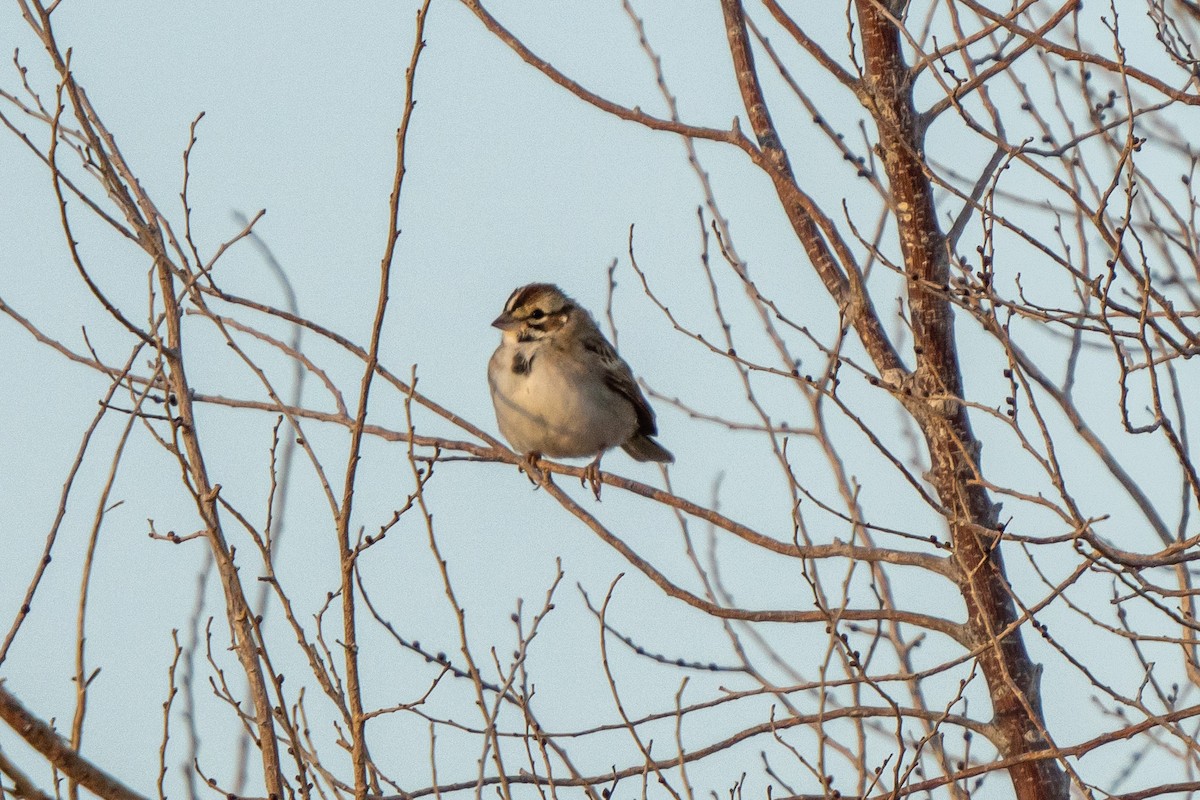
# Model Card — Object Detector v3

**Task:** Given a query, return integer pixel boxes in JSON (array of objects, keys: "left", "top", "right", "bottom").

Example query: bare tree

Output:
[{"left": 3, "top": 1, "right": 1200, "bottom": 800}]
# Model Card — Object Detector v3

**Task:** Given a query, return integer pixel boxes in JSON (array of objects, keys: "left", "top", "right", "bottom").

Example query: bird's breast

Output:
[{"left": 488, "top": 342, "right": 637, "bottom": 458}]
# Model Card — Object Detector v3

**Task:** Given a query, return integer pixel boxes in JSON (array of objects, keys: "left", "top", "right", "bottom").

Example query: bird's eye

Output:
[{"left": 529, "top": 309, "right": 546, "bottom": 320}]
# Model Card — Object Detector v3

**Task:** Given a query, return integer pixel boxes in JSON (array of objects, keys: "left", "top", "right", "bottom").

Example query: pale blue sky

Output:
[{"left": 2, "top": 2, "right": 1197, "bottom": 798}]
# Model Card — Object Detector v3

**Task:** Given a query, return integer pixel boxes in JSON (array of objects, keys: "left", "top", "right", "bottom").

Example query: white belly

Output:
[{"left": 489, "top": 345, "right": 637, "bottom": 458}]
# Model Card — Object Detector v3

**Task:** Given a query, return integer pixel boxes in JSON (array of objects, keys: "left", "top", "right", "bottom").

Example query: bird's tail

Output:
[{"left": 622, "top": 435, "right": 674, "bottom": 463}]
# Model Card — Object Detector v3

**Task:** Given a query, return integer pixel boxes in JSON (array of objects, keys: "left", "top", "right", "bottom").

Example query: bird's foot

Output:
[
  {"left": 583, "top": 456, "right": 603, "bottom": 501},
  {"left": 519, "top": 452, "right": 544, "bottom": 489}
]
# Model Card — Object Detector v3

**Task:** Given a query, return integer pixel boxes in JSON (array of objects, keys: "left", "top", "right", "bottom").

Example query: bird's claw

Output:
[
  {"left": 583, "top": 457, "right": 603, "bottom": 501},
  {"left": 517, "top": 452, "right": 602, "bottom": 500},
  {"left": 519, "top": 452, "right": 543, "bottom": 489}
]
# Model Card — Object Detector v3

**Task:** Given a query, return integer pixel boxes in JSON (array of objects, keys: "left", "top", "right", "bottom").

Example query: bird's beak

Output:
[{"left": 492, "top": 312, "right": 521, "bottom": 331}]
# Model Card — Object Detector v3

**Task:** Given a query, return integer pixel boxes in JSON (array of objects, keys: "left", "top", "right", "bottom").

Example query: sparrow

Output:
[{"left": 488, "top": 283, "right": 672, "bottom": 496}]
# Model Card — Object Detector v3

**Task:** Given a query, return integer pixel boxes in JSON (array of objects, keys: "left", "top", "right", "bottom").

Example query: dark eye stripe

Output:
[{"left": 506, "top": 283, "right": 563, "bottom": 315}]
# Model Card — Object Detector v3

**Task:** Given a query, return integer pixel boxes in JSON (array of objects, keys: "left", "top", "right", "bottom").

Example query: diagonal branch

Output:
[
  {"left": 0, "top": 683, "right": 150, "bottom": 800},
  {"left": 460, "top": 0, "right": 758, "bottom": 148},
  {"left": 717, "top": 0, "right": 906, "bottom": 385}
]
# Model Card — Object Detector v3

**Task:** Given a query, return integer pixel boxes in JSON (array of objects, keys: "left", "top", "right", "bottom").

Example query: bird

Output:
[{"left": 488, "top": 283, "right": 673, "bottom": 497}]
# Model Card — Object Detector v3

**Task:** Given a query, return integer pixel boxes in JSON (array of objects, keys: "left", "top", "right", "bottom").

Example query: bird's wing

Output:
[{"left": 583, "top": 333, "right": 659, "bottom": 437}]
